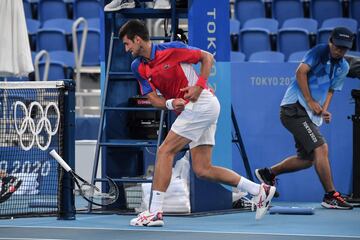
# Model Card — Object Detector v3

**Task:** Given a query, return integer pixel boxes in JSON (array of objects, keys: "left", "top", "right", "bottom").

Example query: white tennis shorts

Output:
[{"left": 171, "top": 89, "right": 220, "bottom": 149}]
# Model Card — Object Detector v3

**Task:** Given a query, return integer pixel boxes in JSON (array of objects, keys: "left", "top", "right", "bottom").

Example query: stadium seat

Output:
[
  {"left": 350, "top": 0, "right": 360, "bottom": 25},
  {"left": 38, "top": 61, "right": 69, "bottom": 80},
  {"left": 74, "top": 0, "right": 101, "bottom": 19},
  {"left": 282, "top": 18, "right": 318, "bottom": 47},
  {"left": 43, "top": 19, "right": 75, "bottom": 35},
  {"left": 248, "top": 51, "right": 285, "bottom": 62},
  {"left": 49, "top": 51, "right": 75, "bottom": 68},
  {"left": 76, "top": 29, "right": 101, "bottom": 66},
  {"left": 310, "top": 0, "right": 343, "bottom": 26},
  {"left": 287, "top": 50, "right": 308, "bottom": 62},
  {"left": 230, "top": 51, "right": 246, "bottom": 62},
  {"left": 240, "top": 29, "right": 273, "bottom": 59},
  {"left": 272, "top": 0, "right": 304, "bottom": 26},
  {"left": 318, "top": 18, "right": 358, "bottom": 48},
  {"left": 23, "top": 0, "right": 33, "bottom": 19},
  {"left": 87, "top": 18, "right": 100, "bottom": 30},
  {"left": 282, "top": 18, "right": 318, "bottom": 33},
  {"left": 36, "top": 28, "right": 68, "bottom": 52},
  {"left": 234, "top": 0, "right": 266, "bottom": 24},
  {"left": 38, "top": 0, "right": 68, "bottom": 22},
  {"left": 242, "top": 18, "right": 279, "bottom": 33},
  {"left": 278, "top": 28, "right": 311, "bottom": 60},
  {"left": 26, "top": 19, "right": 40, "bottom": 51},
  {"left": 346, "top": 50, "right": 360, "bottom": 57},
  {"left": 230, "top": 19, "right": 241, "bottom": 51}
]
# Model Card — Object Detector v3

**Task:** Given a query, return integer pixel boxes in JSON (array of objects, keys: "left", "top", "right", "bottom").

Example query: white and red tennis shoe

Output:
[
  {"left": 252, "top": 183, "right": 276, "bottom": 220},
  {"left": 130, "top": 210, "right": 164, "bottom": 227}
]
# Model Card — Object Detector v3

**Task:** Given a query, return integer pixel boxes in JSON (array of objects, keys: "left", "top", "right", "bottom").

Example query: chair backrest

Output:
[
  {"left": 76, "top": 29, "right": 101, "bottom": 66},
  {"left": 38, "top": 61, "right": 67, "bottom": 80},
  {"left": 38, "top": 0, "right": 68, "bottom": 22},
  {"left": 287, "top": 50, "right": 308, "bottom": 62},
  {"left": 249, "top": 51, "right": 285, "bottom": 62},
  {"left": 350, "top": 0, "right": 360, "bottom": 24},
  {"left": 87, "top": 18, "right": 100, "bottom": 30},
  {"left": 230, "top": 51, "right": 246, "bottom": 62},
  {"left": 272, "top": 0, "right": 303, "bottom": 26},
  {"left": 74, "top": 0, "right": 101, "bottom": 19},
  {"left": 243, "top": 18, "right": 279, "bottom": 33},
  {"left": 26, "top": 19, "right": 40, "bottom": 35},
  {"left": 43, "top": 19, "right": 75, "bottom": 35},
  {"left": 278, "top": 28, "right": 310, "bottom": 59},
  {"left": 23, "top": 0, "right": 33, "bottom": 19},
  {"left": 230, "top": 19, "right": 241, "bottom": 35},
  {"left": 310, "top": 0, "right": 342, "bottom": 25},
  {"left": 37, "top": 28, "right": 68, "bottom": 52},
  {"left": 320, "top": 18, "right": 358, "bottom": 33},
  {"left": 240, "top": 29, "right": 272, "bottom": 58},
  {"left": 282, "top": 18, "right": 318, "bottom": 33},
  {"left": 234, "top": 0, "right": 265, "bottom": 24},
  {"left": 49, "top": 50, "right": 75, "bottom": 68}
]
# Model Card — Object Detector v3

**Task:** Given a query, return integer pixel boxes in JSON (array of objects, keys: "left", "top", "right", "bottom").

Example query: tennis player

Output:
[
  {"left": 0, "top": 170, "right": 22, "bottom": 204},
  {"left": 119, "top": 19, "right": 276, "bottom": 226}
]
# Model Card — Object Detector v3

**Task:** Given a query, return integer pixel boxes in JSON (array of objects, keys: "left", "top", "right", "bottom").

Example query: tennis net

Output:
[{"left": 0, "top": 81, "right": 75, "bottom": 219}]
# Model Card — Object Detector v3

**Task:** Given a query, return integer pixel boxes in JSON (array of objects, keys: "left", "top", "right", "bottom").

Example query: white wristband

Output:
[{"left": 165, "top": 99, "right": 174, "bottom": 110}]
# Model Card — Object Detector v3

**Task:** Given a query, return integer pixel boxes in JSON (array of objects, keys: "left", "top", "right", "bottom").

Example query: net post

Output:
[{"left": 57, "top": 80, "right": 76, "bottom": 220}]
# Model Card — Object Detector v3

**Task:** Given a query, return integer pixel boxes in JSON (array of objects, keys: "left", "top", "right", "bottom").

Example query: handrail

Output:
[
  {"left": 34, "top": 50, "right": 50, "bottom": 81},
  {"left": 72, "top": 17, "right": 88, "bottom": 115}
]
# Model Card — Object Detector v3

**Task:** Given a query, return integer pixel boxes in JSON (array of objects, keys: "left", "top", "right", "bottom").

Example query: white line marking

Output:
[
  {"left": 0, "top": 238, "right": 68, "bottom": 240},
  {"left": 0, "top": 225, "right": 359, "bottom": 239}
]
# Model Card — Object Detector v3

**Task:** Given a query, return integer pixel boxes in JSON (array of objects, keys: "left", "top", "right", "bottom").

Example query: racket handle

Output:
[{"left": 49, "top": 149, "right": 72, "bottom": 172}]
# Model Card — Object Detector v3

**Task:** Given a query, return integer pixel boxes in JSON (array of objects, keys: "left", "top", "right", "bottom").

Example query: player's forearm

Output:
[
  {"left": 199, "top": 51, "right": 214, "bottom": 79},
  {"left": 322, "top": 90, "right": 334, "bottom": 111},
  {"left": 296, "top": 66, "right": 313, "bottom": 103},
  {"left": 147, "top": 92, "right": 167, "bottom": 109}
]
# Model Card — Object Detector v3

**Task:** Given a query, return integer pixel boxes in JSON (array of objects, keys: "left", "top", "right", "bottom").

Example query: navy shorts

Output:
[{"left": 280, "top": 102, "right": 325, "bottom": 161}]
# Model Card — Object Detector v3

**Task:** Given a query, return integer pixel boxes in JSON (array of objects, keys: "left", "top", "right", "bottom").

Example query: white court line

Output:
[
  {"left": 0, "top": 238, "right": 68, "bottom": 240},
  {"left": 0, "top": 225, "right": 359, "bottom": 239}
]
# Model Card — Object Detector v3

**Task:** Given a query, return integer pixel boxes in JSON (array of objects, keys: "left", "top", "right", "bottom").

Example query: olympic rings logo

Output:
[{"left": 14, "top": 101, "right": 60, "bottom": 151}]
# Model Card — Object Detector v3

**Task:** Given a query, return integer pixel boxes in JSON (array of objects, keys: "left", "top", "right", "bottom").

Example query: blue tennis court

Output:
[{"left": 0, "top": 202, "right": 359, "bottom": 240}]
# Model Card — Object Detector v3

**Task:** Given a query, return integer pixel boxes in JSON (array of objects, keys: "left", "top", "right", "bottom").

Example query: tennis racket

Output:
[{"left": 49, "top": 149, "right": 119, "bottom": 206}]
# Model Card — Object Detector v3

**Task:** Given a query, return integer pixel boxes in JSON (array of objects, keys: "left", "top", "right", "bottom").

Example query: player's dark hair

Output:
[{"left": 119, "top": 19, "right": 150, "bottom": 41}]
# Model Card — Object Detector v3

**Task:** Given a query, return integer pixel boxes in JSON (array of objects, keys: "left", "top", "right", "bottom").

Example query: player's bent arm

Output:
[
  {"left": 146, "top": 91, "right": 167, "bottom": 109},
  {"left": 199, "top": 50, "right": 214, "bottom": 80},
  {"left": 322, "top": 89, "right": 334, "bottom": 112},
  {"left": 296, "top": 63, "right": 312, "bottom": 102}
]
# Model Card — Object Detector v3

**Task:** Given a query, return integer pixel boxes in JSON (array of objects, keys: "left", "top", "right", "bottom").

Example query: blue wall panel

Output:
[{"left": 232, "top": 62, "right": 360, "bottom": 202}]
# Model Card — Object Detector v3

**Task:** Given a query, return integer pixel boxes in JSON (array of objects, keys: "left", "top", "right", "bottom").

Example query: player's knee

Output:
[
  {"left": 193, "top": 164, "right": 211, "bottom": 179},
  {"left": 314, "top": 143, "right": 328, "bottom": 156}
]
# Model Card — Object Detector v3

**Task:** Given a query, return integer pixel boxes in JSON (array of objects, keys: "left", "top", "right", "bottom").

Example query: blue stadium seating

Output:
[
  {"left": 36, "top": 28, "right": 68, "bottom": 52},
  {"left": 230, "top": 51, "right": 246, "bottom": 62},
  {"left": 74, "top": 0, "right": 101, "bottom": 19},
  {"left": 43, "top": 19, "right": 74, "bottom": 35},
  {"left": 310, "top": 0, "right": 343, "bottom": 25},
  {"left": 76, "top": 29, "right": 101, "bottom": 66},
  {"left": 242, "top": 18, "right": 279, "bottom": 32},
  {"left": 272, "top": 0, "right": 304, "bottom": 26},
  {"left": 282, "top": 18, "right": 318, "bottom": 33},
  {"left": 230, "top": 18, "right": 241, "bottom": 35},
  {"left": 240, "top": 29, "right": 273, "bottom": 58},
  {"left": 49, "top": 50, "right": 75, "bottom": 68},
  {"left": 350, "top": 0, "right": 360, "bottom": 25},
  {"left": 278, "top": 28, "right": 311, "bottom": 60},
  {"left": 38, "top": 61, "right": 69, "bottom": 80},
  {"left": 26, "top": 19, "right": 40, "bottom": 50},
  {"left": 249, "top": 51, "right": 285, "bottom": 62},
  {"left": 287, "top": 50, "right": 308, "bottom": 62},
  {"left": 318, "top": 18, "right": 358, "bottom": 47},
  {"left": 234, "top": 0, "right": 265, "bottom": 24},
  {"left": 23, "top": 0, "right": 33, "bottom": 19},
  {"left": 38, "top": 0, "right": 68, "bottom": 22}
]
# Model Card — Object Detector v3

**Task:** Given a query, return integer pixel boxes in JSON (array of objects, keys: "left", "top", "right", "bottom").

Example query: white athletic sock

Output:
[
  {"left": 149, "top": 190, "right": 165, "bottom": 213},
  {"left": 237, "top": 177, "right": 261, "bottom": 196}
]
